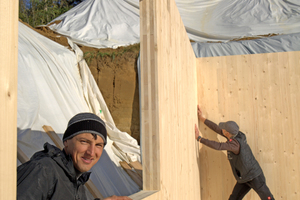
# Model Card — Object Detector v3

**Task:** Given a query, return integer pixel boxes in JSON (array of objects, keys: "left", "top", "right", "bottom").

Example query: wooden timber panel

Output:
[
  {"left": 0, "top": 1, "right": 18, "bottom": 199},
  {"left": 140, "top": 0, "right": 201, "bottom": 199},
  {"left": 197, "top": 52, "right": 300, "bottom": 200}
]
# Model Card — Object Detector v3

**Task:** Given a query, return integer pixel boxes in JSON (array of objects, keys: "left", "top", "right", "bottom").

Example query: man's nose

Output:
[{"left": 86, "top": 145, "right": 95, "bottom": 156}]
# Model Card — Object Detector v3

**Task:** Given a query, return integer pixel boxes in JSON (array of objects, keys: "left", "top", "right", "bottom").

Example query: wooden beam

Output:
[
  {"left": 0, "top": 1, "right": 18, "bottom": 199},
  {"left": 120, "top": 161, "right": 143, "bottom": 189},
  {"left": 129, "top": 161, "right": 143, "bottom": 178},
  {"left": 17, "top": 146, "right": 29, "bottom": 164},
  {"left": 85, "top": 179, "right": 104, "bottom": 200},
  {"left": 42, "top": 125, "right": 64, "bottom": 149},
  {"left": 129, "top": 190, "right": 158, "bottom": 200}
]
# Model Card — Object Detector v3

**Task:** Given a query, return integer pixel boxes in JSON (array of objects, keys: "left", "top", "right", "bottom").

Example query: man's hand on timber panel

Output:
[
  {"left": 197, "top": 105, "right": 206, "bottom": 123},
  {"left": 195, "top": 124, "right": 202, "bottom": 142},
  {"left": 103, "top": 195, "right": 132, "bottom": 200}
]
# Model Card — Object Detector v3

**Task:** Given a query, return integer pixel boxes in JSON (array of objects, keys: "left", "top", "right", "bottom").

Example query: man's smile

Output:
[{"left": 81, "top": 157, "right": 93, "bottom": 164}]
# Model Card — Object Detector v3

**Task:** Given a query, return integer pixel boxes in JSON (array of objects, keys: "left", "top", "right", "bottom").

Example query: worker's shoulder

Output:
[
  {"left": 33, "top": 154, "right": 58, "bottom": 164},
  {"left": 228, "top": 138, "right": 240, "bottom": 145},
  {"left": 22, "top": 153, "right": 58, "bottom": 170},
  {"left": 17, "top": 157, "right": 57, "bottom": 182},
  {"left": 30, "top": 143, "right": 63, "bottom": 163},
  {"left": 25, "top": 146, "right": 63, "bottom": 166}
]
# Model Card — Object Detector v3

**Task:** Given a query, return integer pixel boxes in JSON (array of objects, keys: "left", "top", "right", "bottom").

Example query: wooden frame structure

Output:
[{"left": 136, "top": 0, "right": 300, "bottom": 199}]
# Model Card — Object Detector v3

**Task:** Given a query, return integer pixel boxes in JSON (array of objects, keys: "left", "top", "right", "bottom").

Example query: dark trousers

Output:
[{"left": 229, "top": 173, "right": 274, "bottom": 200}]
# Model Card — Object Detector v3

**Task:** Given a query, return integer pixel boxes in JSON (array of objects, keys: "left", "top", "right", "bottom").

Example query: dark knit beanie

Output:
[
  {"left": 63, "top": 112, "right": 107, "bottom": 145},
  {"left": 219, "top": 121, "right": 239, "bottom": 136}
]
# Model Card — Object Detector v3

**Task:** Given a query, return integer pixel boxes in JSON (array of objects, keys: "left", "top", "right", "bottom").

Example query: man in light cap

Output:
[
  {"left": 194, "top": 105, "right": 274, "bottom": 200},
  {"left": 17, "top": 112, "right": 132, "bottom": 200}
]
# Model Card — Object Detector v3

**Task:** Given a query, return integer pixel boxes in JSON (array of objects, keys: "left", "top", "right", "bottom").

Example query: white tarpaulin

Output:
[
  {"left": 48, "top": 0, "right": 140, "bottom": 49},
  {"left": 175, "top": 0, "right": 300, "bottom": 42},
  {"left": 191, "top": 32, "right": 300, "bottom": 57},
  {"left": 18, "top": 22, "right": 140, "bottom": 197},
  {"left": 48, "top": 0, "right": 300, "bottom": 48}
]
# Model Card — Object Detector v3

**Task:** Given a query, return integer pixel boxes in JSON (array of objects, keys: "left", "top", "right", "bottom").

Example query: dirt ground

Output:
[{"left": 32, "top": 24, "right": 141, "bottom": 144}]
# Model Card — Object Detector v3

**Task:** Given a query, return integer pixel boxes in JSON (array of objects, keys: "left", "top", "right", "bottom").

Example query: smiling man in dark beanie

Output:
[
  {"left": 194, "top": 105, "right": 274, "bottom": 200},
  {"left": 17, "top": 112, "right": 131, "bottom": 200}
]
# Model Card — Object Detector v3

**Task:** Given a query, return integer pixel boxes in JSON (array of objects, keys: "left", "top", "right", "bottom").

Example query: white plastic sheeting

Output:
[
  {"left": 175, "top": 0, "right": 300, "bottom": 42},
  {"left": 18, "top": 22, "right": 140, "bottom": 197},
  {"left": 192, "top": 32, "right": 300, "bottom": 57},
  {"left": 48, "top": 0, "right": 140, "bottom": 49},
  {"left": 48, "top": 0, "right": 300, "bottom": 48}
]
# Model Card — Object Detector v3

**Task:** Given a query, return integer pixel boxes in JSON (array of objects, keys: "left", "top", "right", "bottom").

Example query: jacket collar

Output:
[{"left": 41, "top": 142, "right": 91, "bottom": 184}]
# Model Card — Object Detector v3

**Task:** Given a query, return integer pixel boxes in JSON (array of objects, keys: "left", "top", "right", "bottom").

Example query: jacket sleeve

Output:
[
  {"left": 204, "top": 119, "right": 225, "bottom": 137},
  {"left": 17, "top": 159, "right": 54, "bottom": 200},
  {"left": 200, "top": 138, "right": 240, "bottom": 154}
]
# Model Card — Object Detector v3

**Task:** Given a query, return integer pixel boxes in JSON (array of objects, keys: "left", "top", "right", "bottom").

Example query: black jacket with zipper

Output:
[{"left": 17, "top": 142, "right": 94, "bottom": 200}]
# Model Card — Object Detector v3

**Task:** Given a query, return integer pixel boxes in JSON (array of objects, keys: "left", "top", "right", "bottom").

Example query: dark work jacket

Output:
[
  {"left": 17, "top": 143, "right": 94, "bottom": 200},
  {"left": 228, "top": 132, "right": 263, "bottom": 183}
]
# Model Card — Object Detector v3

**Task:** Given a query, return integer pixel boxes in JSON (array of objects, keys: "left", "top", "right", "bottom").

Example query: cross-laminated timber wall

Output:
[
  {"left": 138, "top": 0, "right": 201, "bottom": 199},
  {"left": 139, "top": 0, "right": 300, "bottom": 199},
  {"left": 0, "top": 1, "right": 18, "bottom": 200},
  {"left": 197, "top": 52, "right": 300, "bottom": 200}
]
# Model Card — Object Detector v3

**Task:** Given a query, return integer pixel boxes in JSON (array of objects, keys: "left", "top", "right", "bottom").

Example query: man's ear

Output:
[{"left": 63, "top": 140, "right": 68, "bottom": 148}]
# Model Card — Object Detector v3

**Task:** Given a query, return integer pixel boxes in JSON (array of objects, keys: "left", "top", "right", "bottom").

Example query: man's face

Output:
[
  {"left": 222, "top": 129, "right": 230, "bottom": 138},
  {"left": 63, "top": 133, "right": 104, "bottom": 173}
]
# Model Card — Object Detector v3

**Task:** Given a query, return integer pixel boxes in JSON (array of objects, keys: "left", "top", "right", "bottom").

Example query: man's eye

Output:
[
  {"left": 80, "top": 140, "right": 88, "bottom": 143},
  {"left": 97, "top": 144, "right": 104, "bottom": 148}
]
